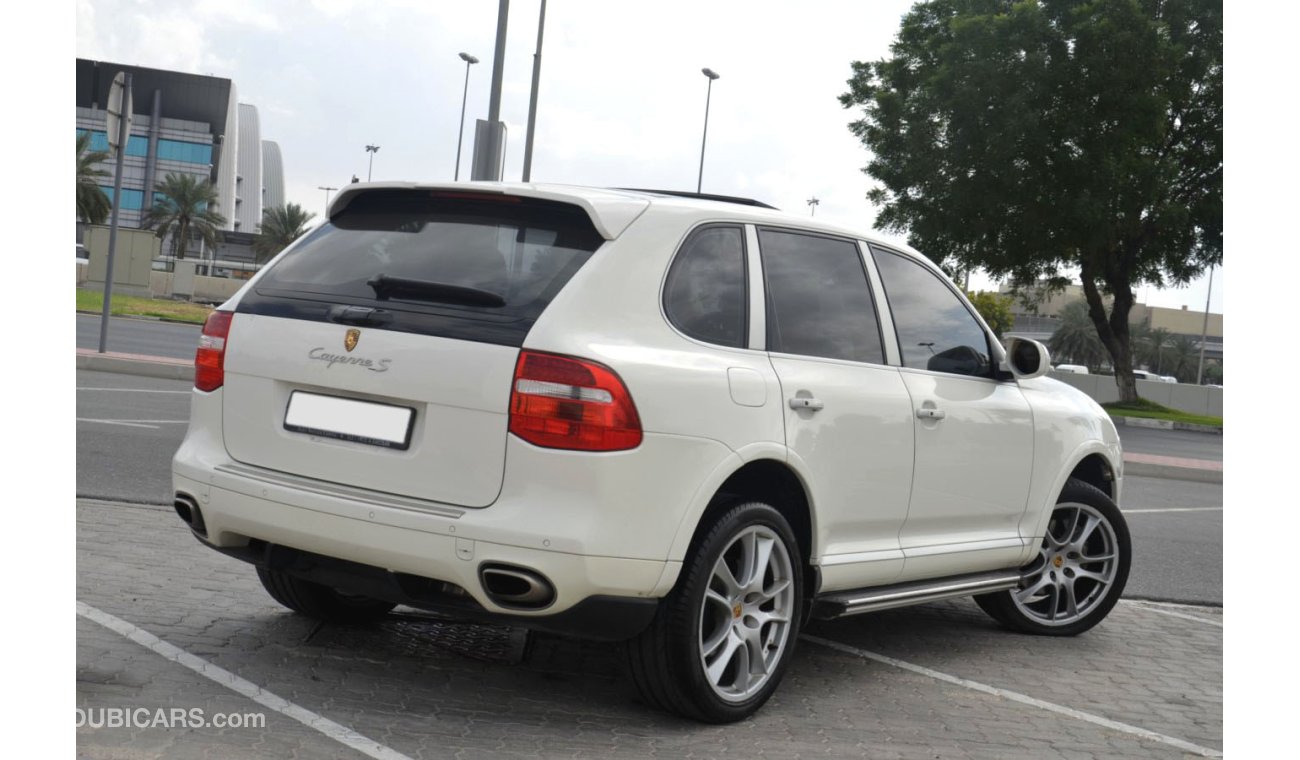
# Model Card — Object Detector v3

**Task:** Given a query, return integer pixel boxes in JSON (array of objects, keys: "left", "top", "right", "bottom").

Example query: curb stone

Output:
[
  {"left": 1109, "top": 414, "right": 1221, "bottom": 435},
  {"left": 76, "top": 350, "right": 194, "bottom": 381},
  {"left": 76, "top": 309, "right": 208, "bottom": 326}
]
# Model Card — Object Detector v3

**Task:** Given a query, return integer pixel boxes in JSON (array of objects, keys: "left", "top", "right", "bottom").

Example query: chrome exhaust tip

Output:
[
  {"left": 479, "top": 564, "right": 555, "bottom": 609},
  {"left": 173, "top": 493, "right": 207, "bottom": 537}
]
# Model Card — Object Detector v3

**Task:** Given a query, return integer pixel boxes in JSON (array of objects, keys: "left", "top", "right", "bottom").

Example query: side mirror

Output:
[{"left": 1005, "top": 337, "right": 1051, "bottom": 380}]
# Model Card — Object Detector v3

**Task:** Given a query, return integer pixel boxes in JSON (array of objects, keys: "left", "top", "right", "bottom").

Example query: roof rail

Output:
[{"left": 614, "top": 188, "right": 778, "bottom": 210}]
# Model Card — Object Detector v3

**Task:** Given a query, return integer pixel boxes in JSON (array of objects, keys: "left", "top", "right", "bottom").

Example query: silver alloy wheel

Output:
[
  {"left": 698, "top": 525, "right": 796, "bottom": 702},
  {"left": 1014, "top": 502, "right": 1120, "bottom": 627}
]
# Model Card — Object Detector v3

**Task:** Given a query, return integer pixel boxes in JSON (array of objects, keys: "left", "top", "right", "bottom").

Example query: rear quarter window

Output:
[{"left": 662, "top": 225, "right": 747, "bottom": 348}]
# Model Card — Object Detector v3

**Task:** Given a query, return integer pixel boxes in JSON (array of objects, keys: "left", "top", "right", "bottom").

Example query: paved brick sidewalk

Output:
[{"left": 77, "top": 499, "right": 1222, "bottom": 759}]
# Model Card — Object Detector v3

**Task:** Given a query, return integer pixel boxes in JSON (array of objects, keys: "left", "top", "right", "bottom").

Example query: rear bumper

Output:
[
  {"left": 174, "top": 467, "right": 672, "bottom": 639},
  {"left": 203, "top": 533, "right": 657, "bottom": 640}
]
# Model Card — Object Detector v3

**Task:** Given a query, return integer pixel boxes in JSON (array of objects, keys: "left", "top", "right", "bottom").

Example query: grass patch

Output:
[
  {"left": 1103, "top": 398, "right": 1222, "bottom": 428},
  {"left": 77, "top": 289, "right": 212, "bottom": 324}
]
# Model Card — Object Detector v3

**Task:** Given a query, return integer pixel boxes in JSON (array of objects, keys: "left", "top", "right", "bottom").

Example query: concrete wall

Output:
[
  {"left": 147, "top": 271, "right": 242, "bottom": 303},
  {"left": 1049, "top": 372, "right": 1222, "bottom": 417}
]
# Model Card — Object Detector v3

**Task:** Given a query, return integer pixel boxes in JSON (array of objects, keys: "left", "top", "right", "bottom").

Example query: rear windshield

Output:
[{"left": 237, "top": 191, "right": 605, "bottom": 346}]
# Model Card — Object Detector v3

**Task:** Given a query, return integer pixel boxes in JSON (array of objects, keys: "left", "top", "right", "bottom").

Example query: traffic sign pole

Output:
[{"left": 98, "top": 72, "right": 133, "bottom": 354}]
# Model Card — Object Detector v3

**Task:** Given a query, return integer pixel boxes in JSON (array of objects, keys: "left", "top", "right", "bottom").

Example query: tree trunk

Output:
[{"left": 1080, "top": 263, "right": 1139, "bottom": 403}]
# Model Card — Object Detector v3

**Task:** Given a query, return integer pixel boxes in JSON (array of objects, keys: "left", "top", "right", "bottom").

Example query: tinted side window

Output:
[
  {"left": 663, "top": 226, "right": 747, "bottom": 348},
  {"left": 872, "top": 248, "right": 992, "bottom": 377},
  {"left": 759, "top": 229, "right": 884, "bottom": 364}
]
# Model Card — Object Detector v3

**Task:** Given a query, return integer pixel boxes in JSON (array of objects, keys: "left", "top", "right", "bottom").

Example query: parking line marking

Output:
[
  {"left": 1123, "top": 507, "right": 1222, "bottom": 514},
  {"left": 1123, "top": 601, "right": 1223, "bottom": 628},
  {"left": 91, "top": 419, "right": 188, "bottom": 424},
  {"left": 77, "top": 387, "right": 192, "bottom": 394},
  {"left": 76, "top": 418, "right": 161, "bottom": 429},
  {"left": 76, "top": 602, "right": 415, "bottom": 760},
  {"left": 801, "top": 634, "right": 1222, "bottom": 758}
]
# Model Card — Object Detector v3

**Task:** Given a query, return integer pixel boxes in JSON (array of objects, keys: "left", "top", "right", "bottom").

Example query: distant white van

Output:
[
  {"left": 1130, "top": 370, "right": 1177, "bottom": 383},
  {"left": 1054, "top": 364, "right": 1090, "bottom": 374}
]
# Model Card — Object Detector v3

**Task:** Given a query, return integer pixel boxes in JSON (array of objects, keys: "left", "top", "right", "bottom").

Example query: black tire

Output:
[
  {"left": 256, "top": 567, "right": 396, "bottom": 623},
  {"left": 625, "top": 501, "right": 803, "bottom": 723},
  {"left": 976, "top": 477, "right": 1130, "bottom": 636}
]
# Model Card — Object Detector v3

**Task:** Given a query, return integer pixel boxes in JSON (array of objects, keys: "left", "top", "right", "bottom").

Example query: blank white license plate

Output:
[{"left": 284, "top": 392, "right": 415, "bottom": 450}]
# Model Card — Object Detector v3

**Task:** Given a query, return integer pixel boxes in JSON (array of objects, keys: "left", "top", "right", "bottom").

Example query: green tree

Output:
[
  {"left": 1049, "top": 301, "right": 1107, "bottom": 371},
  {"left": 77, "top": 132, "right": 111, "bottom": 225},
  {"left": 254, "top": 203, "right": 317, "bottom": 264},
  {"left": 967, "top": 290, "right": 1015, "bottom": 338},
  {"left": 143, "top": 173, "right": 227, "bottom": 260},
  {"left": 840, "top": 0, "right": 1221, "bottom": 402}
]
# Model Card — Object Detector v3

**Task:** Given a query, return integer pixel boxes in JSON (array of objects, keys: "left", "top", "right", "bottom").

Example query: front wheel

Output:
[
  {"left": 976, "top": 478, "right": 1130, "bottom": 636},
  {"left": 625, "top": 501, "right": 803, "bottom": 722}
]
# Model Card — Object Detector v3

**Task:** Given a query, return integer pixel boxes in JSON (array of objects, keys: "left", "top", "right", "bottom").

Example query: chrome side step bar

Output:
[{"left": 812, "top": 569, "right": 1022, "bottom": 619}]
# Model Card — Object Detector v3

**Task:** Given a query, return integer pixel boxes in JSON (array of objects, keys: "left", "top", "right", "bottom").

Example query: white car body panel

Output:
[
  {"left": 893, "top": 368, "right": 1035, "bottom": 580},
  {"left": 768, "top": 353, "right": 913, "bottom": 591},
  {"left": 220, "top": 313, "right": 516, "bottom": 507}
]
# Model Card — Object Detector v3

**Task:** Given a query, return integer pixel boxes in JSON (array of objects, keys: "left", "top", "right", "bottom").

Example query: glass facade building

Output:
[{"left": 76, "top": 59, "right": 285, "bottom": 243}]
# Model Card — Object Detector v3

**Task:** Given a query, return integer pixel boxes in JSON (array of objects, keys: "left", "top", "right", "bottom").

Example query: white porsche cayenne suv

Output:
[{"left": 172, "top": 183, "right": 1130, "bottom": 722}]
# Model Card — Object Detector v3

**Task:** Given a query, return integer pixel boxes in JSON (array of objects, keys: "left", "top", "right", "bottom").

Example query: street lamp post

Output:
[
  {"left": 697, "top": 68, "right": 719, "bottom": 194},
  {"left": 365, "top": 144, "right": 380, "bottom": 181},
  {"left": 318, "top": 185, "right": 338, "bottom": 213},
  {"left": 807, "top": 197, "right": 819, "bottom": 216},
  {"left": 455, "top": 52, "right": 479, "bottom": 181},
  {"left": 1196, "top": 265, "right": 1216, "bottom": 385}
]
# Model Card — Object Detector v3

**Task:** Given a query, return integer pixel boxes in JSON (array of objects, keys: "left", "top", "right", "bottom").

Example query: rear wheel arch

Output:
[{"left": 686, "top": 459, "right": 816, "bottom": 596}]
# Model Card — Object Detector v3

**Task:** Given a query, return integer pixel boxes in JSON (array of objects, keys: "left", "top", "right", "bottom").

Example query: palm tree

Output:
[
  {"left": 1128, "top": 322, "right": 1173, "bottom": 373},
  {"left": 1049, "top": 301, "right": 1108, "bottom": 372},
  {"left": 253, "top": 203, "right": 316, "bottom": 264},
  {"left": 1164, "top": 335, "right": 1200, "bottom": 383},
  {"left": 1147, "top": 328, "right": 1172, "bottom": 374},
  {"left": 143, "top": 173, "right": 227, "bottom": 260},
  {"left": 77, "top": 132, "right": 111, "bottom": 224}
]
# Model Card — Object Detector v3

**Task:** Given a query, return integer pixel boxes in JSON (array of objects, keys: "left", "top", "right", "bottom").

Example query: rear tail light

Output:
[
  {"left": 195, "top": 311, "right": 234, "bottom": 392},
  {"left": 508, "top": 351, "right": 642, "bottom": 451}
]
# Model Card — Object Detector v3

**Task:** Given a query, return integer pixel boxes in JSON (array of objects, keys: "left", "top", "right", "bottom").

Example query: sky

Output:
[{"left": 73, "top": 0, "right": 1223, "bottom": 313}]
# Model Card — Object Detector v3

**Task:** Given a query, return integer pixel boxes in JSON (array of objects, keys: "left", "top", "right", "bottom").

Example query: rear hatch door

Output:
[{"left": 221, "top": 190, "right": 605, "bottom": 507}]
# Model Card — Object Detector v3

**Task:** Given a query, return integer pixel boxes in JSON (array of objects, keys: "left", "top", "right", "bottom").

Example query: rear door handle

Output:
[
  {"left": 916, "top": 408, "right": 946, "bottom": 420},
  {"left": 789, "top": 397, "right": 824, "bottom": 411}
]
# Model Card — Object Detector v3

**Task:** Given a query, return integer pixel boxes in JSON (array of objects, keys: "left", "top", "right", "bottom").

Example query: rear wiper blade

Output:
[{"left": 366, "top": 273, "right": 506, "bottom": 308}]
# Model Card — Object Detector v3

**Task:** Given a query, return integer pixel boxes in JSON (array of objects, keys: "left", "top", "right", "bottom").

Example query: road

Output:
[
  {"left": 76, "top": 368, "right": 1222, "bottom": 604},
  {"left": 1114, "top": 424, "right": 1222, "bottom": 461},
  {"left": 77, "top": 312, "right": 201, "bottom": 360},
  {"left": 77, "top": 369, "right": 191, "bottom": 505}
]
